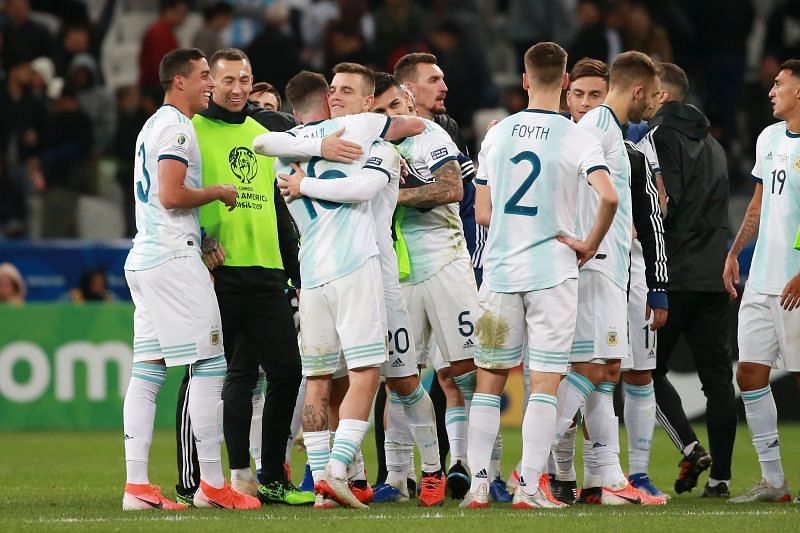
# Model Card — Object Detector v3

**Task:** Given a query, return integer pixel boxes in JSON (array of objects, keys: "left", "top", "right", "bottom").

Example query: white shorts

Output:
[
  {"left": 475, "top": 279, "right": 578, "bottom": 374},
  {"left": 570, "top": 270, "right": 629, "bottom": 363},
  {"left": 299, "top": 256, "right": 388, "bottom": 377},
  {"left": 382, "top": 277, "right": 418, "bottom": 379},
  {"left": 623, "top": 243, "right": 657, "bottom": 371},
  {"left": 126, "top": 255, "right": 224, "bottom": 367},
  {"left": 403, "top": 257, "right": 479, "bottom": 369},
  {"left": 738, "top": 282, "right": 800, "bottom": 372}
]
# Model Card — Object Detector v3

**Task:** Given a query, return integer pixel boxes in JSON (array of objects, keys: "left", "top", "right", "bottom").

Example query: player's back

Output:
[
  {"left": 576, "top": 104, "right": 633, "bottom": 290},
  {"left": 478, "top": 109, "right": 606, "bottom": 293},
  {"left": 365, "top": 141, "right": 402, "bottom": 264},
  {"left": 125, "top": 105, "right": 202, "bottom": 271}
]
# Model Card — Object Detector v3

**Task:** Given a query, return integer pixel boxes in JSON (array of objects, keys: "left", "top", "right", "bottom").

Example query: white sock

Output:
[
  {"left": 555, "top": 371, "right": 595, "bottom": 439},
  {"left": 742, "top": 385, "right": 784, "bottom": 487},
  {"left": 231, "top": 467, "right": 254, "bottom": 482},
  {"left": 286, "top": 378, "right": 306, "bottom": 465},
  {"left": 445, "top": 406, "right": 468, "bottom": 466},
  {"left": 330, "top": 419, "right": 370, "bottom": 479},
  {"left": 489, "top": 433, "right": 503, "bottom": 480},
  {"left": 624, "top": 381, "right": 655, "bottom": 475},
  {"left": 583, "top": 439, "right": 601, "bottom": 488},
  {"left": 398, "top": 383, "right": 441, "bottom": 473},
  {"left": 249, "top": 373, "right": 266, "bottom": 471},
  {"left": 682, "top": 441, "right": 698, "bottom": 457},
  {"left": 347, "top": 449, "right": 367, "bottom": 481},
  {"left": 454, "top": 370, "right": 477, "bottom": 411},
  {"left": 386, "top": 391, "right": 413, "bottom": 487},
  {"left": 124, "top": 362, "right": 166, "bottom": 485},
  {"left": 189, "top": 355, "right": 227, "bottom": 489},
  {"left": 553, "top": 423, "right": 577, "bottom": 482},
  {"left": 467, "top": 393, "right": 501, "bottom": 493},
  {"left": 584, "top": 382, "right": 626, "bottom": 489},
  {"left": 708, "top": 478, "right": 729, "bottom": 488},
  {"left": 520, "top": 393, "right": 557, "bottom": 493},
  {"left": 304, "top": 430, "right": 330, "bottom": 484}
]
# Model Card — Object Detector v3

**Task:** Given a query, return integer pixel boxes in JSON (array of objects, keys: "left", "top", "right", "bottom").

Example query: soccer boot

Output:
[
  {"left": 700, "top": 481, "right": 730, "bottom": 498},
  {"left": 257, "top": 479, "right": 315, "bottom": 505},
  {"left": 349, "top": 480, "right": 373, "bottom": 505},
  {"left": 795, "top": 491, "right": 800, "bottom": 504},
  {"left": 231, "top": 476, "right": 259, "bottom": 497},
  {"left": 511, "top": 476, "right": 567, "bottom": 509},
  {"left": 174, "top": 485, "right": 196, "bottom": 507},
  {"left": 299, "top": 464, "right": 314, "bottom": 493},
  {"left": 122, "top": 483, "right": 188, "bottom": 511},
  {"left": 729, "top": 479, "right": 791, "bottom": 503},
  {"left": 372, "top": 482, "right": 409, "bottom": 503},
  {"left": 602, "top": 481, "right": 667, "bottom": 505},
  {"left": 550, "top": 479, "right": 578, "bottom": 505},
  {"left": 577, "top": 486, "right": 602, "bottom": 504},
  {"left": 629, "top": 473, "right": 670, "bottom": 500},
  {"left": 194, "top": 481, "right": 261, "bottom": 509},
  {"left": 459, "top": 483, "right": 489, "bottom": 509},
  {"left": 313, "top": 493, "right": 339, "bottom": 509},
  {"left": 489, "top": 475, "right": 513, "bottom": 503},
  {"left": 418, "top": 470, "right": 446, "bottom": 507},
  {"left": 315, "top": 466, "right": 368, "bottom": 509},
  {"left": 408, "top": 477, "right": 418, "bottom": 498},
  {"left": 507, "top": 467, "right": 521, "bottom": 494},
  {"left": 675, "top": 444, "right": 712, "bottom": 494},
  {"left": 446, "top": 460, "right": 470, "bottom": 500}
]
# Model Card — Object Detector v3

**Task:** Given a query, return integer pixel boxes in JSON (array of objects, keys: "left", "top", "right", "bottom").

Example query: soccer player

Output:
[
  {"left": 122, "top": 47, "right": 259, "bottom": 511},
  {"left": 253, "top": 69, "right": 424, "bottom": 509},
  {"left": 724, "top": 59, "right": 800, "bottom": 504},
  {"left": 552, "top": 51, "right": 665, "bottom": 505},
  {"left": 250, "top": 81, "right": 281, "bottom": 111},
  {"left": 463, "top": 41, "right": 617, "bottom": 509}
]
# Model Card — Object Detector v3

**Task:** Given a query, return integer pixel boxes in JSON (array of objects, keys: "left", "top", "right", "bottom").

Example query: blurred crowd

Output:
[{"left": 0, "top": 0, "right": 794, "bottom": 241}]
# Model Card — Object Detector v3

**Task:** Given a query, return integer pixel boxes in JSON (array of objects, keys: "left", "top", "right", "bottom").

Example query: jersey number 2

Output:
[
  {"left": 136, "top": 143, "right": 151, "bottom": 203},
  {"left": 504, "top": 151, "right": 541, "bottom": 216}
]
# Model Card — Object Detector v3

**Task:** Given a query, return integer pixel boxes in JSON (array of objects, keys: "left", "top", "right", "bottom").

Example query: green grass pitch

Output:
[{"left": 1, "top": 425, "right": 799, "bottom": 532}]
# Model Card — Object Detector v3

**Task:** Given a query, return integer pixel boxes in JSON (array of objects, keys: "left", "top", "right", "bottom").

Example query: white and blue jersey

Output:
[
  {"left": 749, "top": 122, "right": 800, "bottom": 295},
  {"left": 476, "top": 109, "right": 608, "bottom": 293},
  {"left": 577, "top": 104, "right": 633, "bottom": 290},
  {"left": 125, "top": 105, "right": 202, "bottom": 271}
]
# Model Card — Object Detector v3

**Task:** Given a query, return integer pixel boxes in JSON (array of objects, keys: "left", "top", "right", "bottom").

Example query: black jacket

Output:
[
  {"left": 198, "top": 100, "right": 301, "bottom": 292},
  {"left": 643, "top": 101, "right": 729, "bottom": 292}
]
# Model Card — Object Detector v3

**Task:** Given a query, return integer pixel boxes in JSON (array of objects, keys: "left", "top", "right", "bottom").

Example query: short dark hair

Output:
[
  {"left": 374, "top": 72, "right": 402, "bottom": 98},
  {"left": 251, "top": 81, "right": 281, "bottom": 109},
  {"left": 393, "top": 53, "right": 438, "bottom": 83},
  {"left": 523, "top": 42, "right": 567, "bottom": 86},
  {"left": 569, "top": 57, "right": 609, "bottom": 87},
  {"left": 159, "top": 47, "right": 206, "bottom": 91},
  {"left": 780, "top": 59, "right": 800, "bottom": 80},
  {"left": 331, "top": 62, "right": 375, "bottom": 95},
  {"left": 285, "top": 70, "right": 329, "bottom": 114},
  {"left": 659, "top": 62, "right": 689, "bottom": 102},
  {"left": 609, "top": 51, "right": 660, "bottom": 88},
  {"left": 208, "top": 47, "right": 249, "bottom": 73}
]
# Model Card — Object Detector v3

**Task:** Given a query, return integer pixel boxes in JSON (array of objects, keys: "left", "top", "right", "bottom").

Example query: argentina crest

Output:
[{"left": 229, "top": 146, "right": 258, "bottom": 184}]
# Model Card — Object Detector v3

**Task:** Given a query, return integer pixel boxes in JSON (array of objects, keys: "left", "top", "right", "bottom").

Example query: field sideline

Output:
[{"left": 1, "top": 425, "right": 799, "bottom": 532}]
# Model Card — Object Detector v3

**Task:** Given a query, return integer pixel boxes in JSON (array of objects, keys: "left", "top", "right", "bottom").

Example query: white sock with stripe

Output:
[
  {"left": 454, "top": 370, "right": 477, "bottom": 411},
  {"left": 385, "top": 391, "right": 413, "bottom": 488},
  {"left": 584, "top": 382, "right": 626, "bottom": 490},
  {"left": 329, "top": 419, "right": 370, "bottom": 479},
  {"left": 303, "top": 430, "right": 330, "bottom": 484},
  {"left": 624, "top": 381, "right": 655, "bottom": 475},
  {"left": 553, "top": 422, "right": 577, "bottom": 481},
  {"left": 399, "top": 383, "right": 441, "bottom": 473},
  {"left": 555, "top": 371, "right": 595, "bottom": 439},
  {"left": 445, "top": 406, "right": 468, "bottom": 466},
  {"left": 124, "top": 362, "right": 166, "bottom": 485},
  {"left": 189, "top": 355, "right": 226, "bottom": 489},
  {"left": 520, "top": 393, "right": 557, "bottom": 493},
  {"left": 467, "top": 393, "right": 501, "bottom": 493},
  {"left": 742, "top": 385, "right": 784, "bottom": 487}
]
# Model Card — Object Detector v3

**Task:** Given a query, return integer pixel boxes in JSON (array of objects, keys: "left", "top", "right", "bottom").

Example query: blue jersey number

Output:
[
  {"left": 503, "top": 151, "right": 541, "bottom": 216},
  {"left": 301, "top": 157, "right": 345, "bottom": 219},
  {"left": 135, "top": 143, "right": 151, "bottom": 203}
]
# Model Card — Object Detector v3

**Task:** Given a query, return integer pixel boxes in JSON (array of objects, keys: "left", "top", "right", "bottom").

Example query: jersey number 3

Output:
[
  {"left": 504, "top": 151, "right": 541, "bottom": 216},
  {"left": 136, "top": 143, "right": 151, "bottom": 203}
]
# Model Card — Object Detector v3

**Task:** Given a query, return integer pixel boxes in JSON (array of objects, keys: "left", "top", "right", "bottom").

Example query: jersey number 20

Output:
[{"left": 504, "top": 151, "right": 541, "bottom": 216}]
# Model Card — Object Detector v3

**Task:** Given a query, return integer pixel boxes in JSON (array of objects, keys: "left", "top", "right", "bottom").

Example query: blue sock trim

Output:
[{"left": 741, "top": 385, "right": 771, "bottom": 403}]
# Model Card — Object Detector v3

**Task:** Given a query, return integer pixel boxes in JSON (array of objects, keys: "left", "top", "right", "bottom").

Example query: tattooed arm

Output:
[
  {"left": 397, "top": 160, "right": 463, "bottom": 208},
  {"left": 723, "top": 182, "right": 762, "bottom": 298}
]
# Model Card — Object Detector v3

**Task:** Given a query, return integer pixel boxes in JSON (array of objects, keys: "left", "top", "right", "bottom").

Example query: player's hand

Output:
[
  {"left": 321, "top": 128, "right": 363, "bottom": 163},
  {"left": 780, "top": 272, "right": 800, "bottom": 311},
  {"left": 216, "top": 184, "right": 237, "bottom": 211},
  {"left": 201, "top": 237, "right": 225, "bottom": 270},
  {"left": 722, "top": 253, "right": 740, "bottom": 299},
  {"left": 399, "top": 158, "right": 411, "bottom": 183},
  {"left": 645, "top": 304, "right": 668, "bottom": 331},
  {"left": 557, "top": 235, "right": 596, "bottom": 268},
  {"left": 277, "top": 163, "right": 305, "bottom": 203}
]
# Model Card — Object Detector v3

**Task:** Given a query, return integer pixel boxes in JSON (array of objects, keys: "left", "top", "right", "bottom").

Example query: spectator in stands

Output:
[
  {"left": 193, "top": 1, "right": 234, "bottom": 57},
  {"left": 0, "top": 262, "right": 26, "bottom": 305},
  {"left": 249, "top": 81, "right": 281, "bottom": 111},
  {"left": 53, "top": 23, "right": 92, "bottom": 78},
  {"left": 622, "top": 0, "right": 672, "bottom": 62},
  {"left": 0, "top": 0, "right": 55, "bottom": 69},
  {"left": 764, "top": 1, "right": 800, "bottom": 63},
  {"left": 0, "top": 157, "right": 27, "bottom": 239},
  {"left": 373, "top": 0, "right": 426, "bottom": 70},
  {"left": 324, "top": 19, "right": 370, "bottom": 74},
  {"left": 507, "top": 0, "right": 576, "bottom": 71},
  {"left": 68, "top": 267, "right": 116, "bottom": 303},
  {"left": 113, "top": 85, "right": 148, "bottom": 238},
  {"left": 568, "top": 0, "right": 622, "bottom": 68},
  {"left": 245, "top": 4, "right": 300, "bottom": 94},
  {"left": 68, "top": 54, "right": 116, "bottom": 157},
  {"left": 741, "top": 54, "right": 782, "bottom": 177},
  {"left": 138, "top": 0, "right": 188, "bottom": 106}
]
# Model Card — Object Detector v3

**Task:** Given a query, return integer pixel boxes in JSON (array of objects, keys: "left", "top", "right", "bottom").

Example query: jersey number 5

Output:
[
  {"left": 136, "top": 143, "right": 151, "bottom": 203},
  {"left": 301, "top": 156, "right": 345, "bottom": 219},
  {"left": 504, "top": 151, "right": 541, "bottom": 216}
]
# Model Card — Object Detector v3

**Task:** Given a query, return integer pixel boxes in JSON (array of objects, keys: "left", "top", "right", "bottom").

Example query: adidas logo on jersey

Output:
[
  {"left": 391, "top": 358, "right": 405, "bottom": 368},
  {"left": 463, "top": 338, "right": 475, "bottom": 349},
  {"left": 766, "top": 151, "right": 773, "bottom": 161},
  {"left": 475, "top": 469, "right": 488, "bottom": 479}
]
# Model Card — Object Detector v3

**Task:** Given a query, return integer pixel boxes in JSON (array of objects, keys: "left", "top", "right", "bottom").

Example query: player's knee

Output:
[
  {"left": 386, "top": 375, "right": 418, "bottom": 397},
  {"left": 736, "top": 362, "right": 770, "bottom": 391},
  {"left": 623, "top": 369, "right": 652, "bottom": 386}
]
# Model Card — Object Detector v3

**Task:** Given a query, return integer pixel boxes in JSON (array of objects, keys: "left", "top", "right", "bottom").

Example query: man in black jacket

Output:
[{"left": 640, "top": 63, "right": 737, "bottom": 498}]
